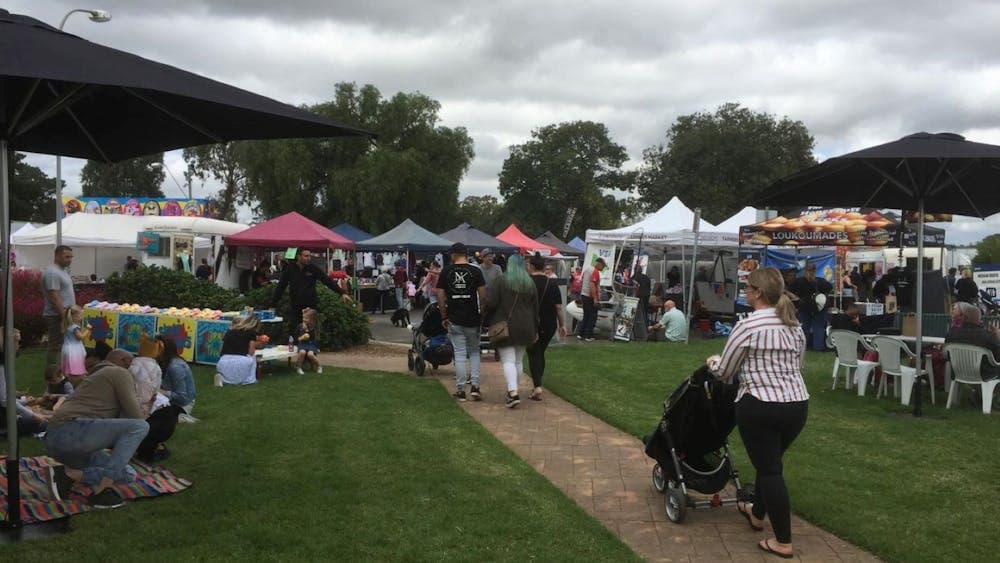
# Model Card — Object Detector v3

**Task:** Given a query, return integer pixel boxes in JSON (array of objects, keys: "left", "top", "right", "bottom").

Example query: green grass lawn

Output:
[
  {"left": 543, "top": 339, "right": 1000, "bottom": 563},
  {"left": 1, "top": 350, "right": 639, "bottom": 562}
]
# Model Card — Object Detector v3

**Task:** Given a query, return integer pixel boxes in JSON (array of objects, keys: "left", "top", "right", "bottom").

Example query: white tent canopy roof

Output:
[
  {"left": 13, "top": 214, "right": 247, "bottom": 248},
  {"left": 586, "top": 197, "right": 758, "bottom": 249}
]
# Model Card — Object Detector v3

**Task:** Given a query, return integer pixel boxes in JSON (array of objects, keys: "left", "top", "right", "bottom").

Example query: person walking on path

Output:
[
  {"left": 526, "top": 253, "right": 565, "bottom": 401},
  {"left": 479, "top": 248, "right": 503, "bottom": 299},
  {"left": 578, "top": 257, "right": 606, "bottom": 341},
  {"left": 43, "top": 352, "right": 151, "bottom": 509},
  {"left": 486, "top": 255, "right": 539, "bottom": 408},
  {"left": 437, "top": 243, "right": 487, "bottom": 402},
  {"left": 709, "top": 266, "right": 809, "bottom": 559},
  {"left": 418, "top": 261, "right": 441, "bottom": 305},
  {"left": 270, "top": 248, "right": 350, "bottom": 332},
  {"left": 393, "top": 264, "right": 408, "bottom": 309},
  {"left": 42, "top": 245, "right": 76, "bottom": 370},
  {"left": 373, "top": 269, "right": 393, "bottom": 313},
  {"left": 791, "top": 263, "right": 833, "bottom": 351}
]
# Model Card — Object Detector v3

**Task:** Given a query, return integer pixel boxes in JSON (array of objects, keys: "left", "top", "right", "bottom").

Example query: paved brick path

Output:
[{"left": 320, "top": 345, "right": 879, "bottom": 562}]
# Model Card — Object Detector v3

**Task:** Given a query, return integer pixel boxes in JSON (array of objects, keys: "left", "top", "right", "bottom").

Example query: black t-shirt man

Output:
[
  {"left": 791, "top": 267, "right": 833, "bottom": 314},
  {"left": 436, "top": 250, "right": 486, "bottom": 328}
]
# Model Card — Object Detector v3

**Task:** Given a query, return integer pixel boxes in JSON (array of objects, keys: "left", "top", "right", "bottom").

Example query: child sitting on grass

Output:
[
  {"left": 45, "top": 365, "right": 74, "bottom": 395},
  {"left": 294, "top": 308, "right": 322, "bottom": 374}
]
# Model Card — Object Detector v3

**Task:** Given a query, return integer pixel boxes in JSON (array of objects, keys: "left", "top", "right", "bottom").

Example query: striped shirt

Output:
[{"left": 716, "top": 308, "right": 809, "bottom": 403}]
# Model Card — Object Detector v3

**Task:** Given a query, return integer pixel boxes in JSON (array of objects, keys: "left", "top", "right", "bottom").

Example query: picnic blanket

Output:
[{"left": 0, "top": 456, "right": 192, "bottom": 523}]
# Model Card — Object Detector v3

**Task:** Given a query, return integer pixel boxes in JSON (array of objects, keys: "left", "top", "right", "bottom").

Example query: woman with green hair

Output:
[{"left": 486, "top": 255, "right": 540, "bottom": 407}]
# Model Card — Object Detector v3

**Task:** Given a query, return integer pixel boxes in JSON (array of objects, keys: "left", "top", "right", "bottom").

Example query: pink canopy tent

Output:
[
  {"left": 225, "top": 211, "right": 354, "bottom": 249},
  {"left": 496, "top": 224, "right": 558, "bottom": 255}
]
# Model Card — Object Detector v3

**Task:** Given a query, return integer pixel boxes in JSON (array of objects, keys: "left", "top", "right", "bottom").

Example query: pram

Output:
[
  {"left": 407, "top": 306, "right": 454, "bottom": 377},
  {"left": 643, "top": 365, "right": 749, "bottom": 523}
]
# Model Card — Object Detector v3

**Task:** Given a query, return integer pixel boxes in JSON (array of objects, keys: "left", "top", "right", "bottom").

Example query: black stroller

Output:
[
  {"left": 407, "top": 306, "right": 454, "bottom": 376},
  {"left": 643, "top": 366, "right": 748, "bottom": 523}
]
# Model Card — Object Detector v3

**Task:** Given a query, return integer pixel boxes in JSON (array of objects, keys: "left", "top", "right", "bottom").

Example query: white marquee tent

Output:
[
  {"left": 12, "top": 214, "right": 248, "bottom": 279},
  {"left": 585, "top": 197, "right": 757, "bottom": 249}
]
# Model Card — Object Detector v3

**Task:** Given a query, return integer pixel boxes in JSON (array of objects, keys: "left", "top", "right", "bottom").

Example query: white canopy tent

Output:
[{"left": 13, "top": 214, "right": 248, "bottom": 280}]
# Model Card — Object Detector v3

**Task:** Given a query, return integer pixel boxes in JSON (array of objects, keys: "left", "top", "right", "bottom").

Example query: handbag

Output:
[{"left": 488, "top": 292, "right": 519, "bottom": 346}]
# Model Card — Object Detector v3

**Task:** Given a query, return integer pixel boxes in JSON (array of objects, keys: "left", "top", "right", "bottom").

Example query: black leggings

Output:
[
  {"left": 735, "top": 395, "right": 808, "bottom": 544},
  {"left": 526, "top": 323, "right": 557, "bottom": 388},
  {"left": 137, "top": 406, "right": 182, "bottom": 460}
]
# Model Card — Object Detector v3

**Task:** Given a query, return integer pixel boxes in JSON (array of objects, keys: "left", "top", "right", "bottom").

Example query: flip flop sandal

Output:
[
  {"left": 758, "top": 539, "right": 794, "bottom": 559},
  {"left": 738, "top": 502, "right": 764, "bottom": 531},
  {"left": 529, "top": 393, "right": 543, "bottom": 401}
]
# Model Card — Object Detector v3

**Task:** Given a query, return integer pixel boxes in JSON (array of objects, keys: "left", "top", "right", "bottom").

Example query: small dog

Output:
[{"left": 390, "top": 308, "right": 410, "bottom": 327}]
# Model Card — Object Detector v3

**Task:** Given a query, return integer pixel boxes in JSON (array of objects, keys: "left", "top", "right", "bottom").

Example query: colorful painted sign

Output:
[
  {"left": 156, "top": 316, "right": 197, "bottom": 362},
  {"left": 62, "top": 197, "right": 216, "bottom": 218},
  {"left": 82, "top": 309, "right": 118, "bottom": 348},
  {"left": 195, "top": 320, "right": 231, "bottom": 364},
  {"left": 117, "top": 313, "right": 158, "bottom": 354}
]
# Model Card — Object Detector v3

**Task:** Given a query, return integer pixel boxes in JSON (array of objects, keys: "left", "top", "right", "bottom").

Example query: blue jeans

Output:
[
  {"left": 45, "top": 418, "right": 150, "bottom": 486},
  {"left": 581, "top": 297, "right": 598, "bottom": 337},
  {"left": 448, "top": 323, "right": 481, "bottom": 390},
  {"left": 797, "top": 310, "right": 829, "bottom": 351}
]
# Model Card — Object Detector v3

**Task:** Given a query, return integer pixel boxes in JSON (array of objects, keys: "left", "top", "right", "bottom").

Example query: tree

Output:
[
  {"left": 458, "top": 195, "right": 507, "bottom": 234},
  {"left": 637, "top": 102, "right": 816, "bottom": 224},
  {"left": 972, "top": 234, "right": 1000, "bottom": 265},
  {"left": 8, "top": 151, "right": 58, "bottom": 222},
  {"left": 80, "top": 153, "right": 166, "bottom": 198},
  {"left": 183, "top": 143, "right": 245, "bottom": 221},
  {"left": 497, "top": 121, "right": 635, "bottom": 239},
  {"left": 235, "top": 83, "right": 474, "bottom": 232}
]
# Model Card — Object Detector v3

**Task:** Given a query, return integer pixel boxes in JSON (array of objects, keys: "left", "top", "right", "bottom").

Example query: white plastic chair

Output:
[
  {"left": 870, "top": 336, "right": 933, "bottom": 406},
  {"left": 943, "top": 343, "right": 1000, "bottom": 415},
  {"left": 829, "top": 330, "right": 878, "bottom": 396}
]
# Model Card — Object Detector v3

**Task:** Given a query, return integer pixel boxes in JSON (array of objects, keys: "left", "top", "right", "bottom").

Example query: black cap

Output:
[
  {"left": 449, "top": 242, "right": 468, "bottom": 255},
  {"left": 481, "top": 247, "right": 494, "bottom": 256}
]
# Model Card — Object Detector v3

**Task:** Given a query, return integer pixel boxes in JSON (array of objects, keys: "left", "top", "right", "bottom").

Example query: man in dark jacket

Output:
[
  {"left": 791, "top": 263, "right": 834, "bottom": 351},
  {"left": 271, "top": 249, "right": 351, "bottom": 332},
  {"left": 945, "top": 303, "right": 1000, "bottom": 381}
]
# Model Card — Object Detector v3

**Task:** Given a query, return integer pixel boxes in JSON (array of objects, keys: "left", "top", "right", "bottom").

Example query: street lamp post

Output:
[{"left": 55, "top": 9, "right": 111, "bottom": 246}]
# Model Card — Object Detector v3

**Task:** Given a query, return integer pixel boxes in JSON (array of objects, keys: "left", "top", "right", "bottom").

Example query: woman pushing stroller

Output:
[{"left": 708, "top": 267, "right": 809, "bottom": 559}]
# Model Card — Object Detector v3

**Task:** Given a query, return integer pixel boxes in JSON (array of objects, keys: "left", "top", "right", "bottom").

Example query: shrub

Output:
[
  {"left": 105, "top": 266, "right": 243, "bottom": 311},
  {"left": 243, "top": 285, "right": 370, "bottom": 351},
  {"left": 11, "top": 268, "right": 46, "bottom": 344}
]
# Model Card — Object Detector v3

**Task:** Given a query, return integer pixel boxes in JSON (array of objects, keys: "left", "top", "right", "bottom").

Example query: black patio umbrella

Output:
[
  {"left": 0, "top": 9, "right": 371, "bottom": 533},
  {"left": 756, "top": 131, "right": 1000, "bottom": 415}
]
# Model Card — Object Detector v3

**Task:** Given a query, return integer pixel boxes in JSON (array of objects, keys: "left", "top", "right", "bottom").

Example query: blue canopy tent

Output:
[
  {"left": 331, "top": 222, "right": 372, "bottom": 242},
  {"left": 568, "top": 236, "right": 586, "bottom": 251},
  {"left": 356, "top": 219, "right": 454, "bottom": 252}
]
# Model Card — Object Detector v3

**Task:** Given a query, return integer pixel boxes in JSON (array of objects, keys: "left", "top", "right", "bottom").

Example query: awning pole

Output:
[
  {"left": 1, "top": 139, "right": 23, "bottom": 531},
  {"left": 684, "top": 208, "right": 701, "bottom": 344}
]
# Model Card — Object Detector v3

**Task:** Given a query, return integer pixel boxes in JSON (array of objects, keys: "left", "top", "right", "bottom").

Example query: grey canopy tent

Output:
[
  {"left": 438, "top": 223, "right": 517, "bottom": 254},
  {"left": 356, "top": 219, "right": 454, "bottom": 251},
  {"left": 331, "top": 222, "right": 372, "bottom": 242},
  {"left": 535, "top": 231, "right": 584, "bottom": 256}
]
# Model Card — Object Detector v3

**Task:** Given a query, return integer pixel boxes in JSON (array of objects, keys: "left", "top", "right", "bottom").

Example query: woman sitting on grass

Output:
[
  {"left": 294, "top": 308, "right": 322, "bottom": 374},
  {"left": 215, "top": 315, "right": 262, "bottom": 387},
  {"left": 158, "top": 336, "right": 197, "bottom": 422}
]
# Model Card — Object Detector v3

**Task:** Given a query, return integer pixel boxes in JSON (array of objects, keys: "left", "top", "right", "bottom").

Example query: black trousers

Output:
[
  {"left": 527, "top": 322, "right": 557, "bottom": 388},
  {"left": 137, "top": 406, "right": 181, "bottom": 460},
  {"left": 735, "top": 395, "right": 808, "bottom": 544},
  {"left": 580, "top": 297, "right": 597, "bottom": 337}
]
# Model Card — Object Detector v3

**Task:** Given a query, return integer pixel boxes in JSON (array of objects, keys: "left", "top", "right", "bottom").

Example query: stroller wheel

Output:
[
  {"left": 664, "top": 481, "right": 687, "bottom": 523},
  {"left": 651, "top": 464, "right": 666, "bottom": 493},
  {"left": 415, "top": 357, "right": 426, "bottom": 377},
  {"left": 407, "top": 350, "right": 415, "bottom": 371}
]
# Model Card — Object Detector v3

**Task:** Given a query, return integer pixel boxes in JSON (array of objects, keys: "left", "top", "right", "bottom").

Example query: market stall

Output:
[
  {"left": 439, "top": 223, "right": 517, "bottom": 254},
  {"left": 495, "top": 224, "right": 558, "bottom": 255},
  {"left": 356, "top": 219, "right": 454, "bottom": 311}
]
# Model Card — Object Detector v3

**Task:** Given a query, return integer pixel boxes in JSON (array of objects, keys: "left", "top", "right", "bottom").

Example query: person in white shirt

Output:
[{"left": 708, "top": 266, "right": 808, "bottom": 559}]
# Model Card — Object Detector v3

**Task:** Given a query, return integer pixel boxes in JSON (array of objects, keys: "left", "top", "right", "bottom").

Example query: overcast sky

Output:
[{"left": 8, "top": 0, "right": 1000, "bottom": 243}]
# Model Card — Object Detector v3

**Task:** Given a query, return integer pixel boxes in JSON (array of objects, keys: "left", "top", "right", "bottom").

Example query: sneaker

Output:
[
  {"left": 296, "top": 367, "right": 305, "bottom": 375},
  {"left": 505, "top": 392, "right": 521, "bottom": 408},
  {"left": 452, "top": 390, "right": 467, "bottom": 402},
  {"left": 465, "top": 376, "right": 471, "bottom": 385},
  {"left": 470, "top": 386, "right": 482, "bottom": 401},
  {"left": 178, "top": 413, "right": 200, "bottom": 424},
  {"left": 317, "top": 365, "right": 323, "bottom": 374},
  {"left": 576, "top": 334, "right": 583, "bottom": 341},
  {"left": 584, "top": 337, "right": 595, "bottom": 342},
  {"left": 89, "top": 487, "right": 125, "bottom": 509},
  {"left": 44, "top": 464, "right": 74, "bottom": 501},
  {"left": 213, "top": 373, "right": 223, "bottom": 388}
]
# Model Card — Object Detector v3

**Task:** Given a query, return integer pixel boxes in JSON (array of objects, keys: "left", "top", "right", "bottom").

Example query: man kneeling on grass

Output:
[{"left": 44, "top": 349, "right": 149, "bottom": 509}]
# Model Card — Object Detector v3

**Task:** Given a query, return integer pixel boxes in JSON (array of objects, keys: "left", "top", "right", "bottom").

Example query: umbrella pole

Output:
[
  {"left": 912, "top": 201, "right": 926, "bottom": 417},
  {"left": 1, "top": 140, "right": 22, "bottom": 531},
  {"left": 684, "top": 208, "right": 701, "bottom": 345}
]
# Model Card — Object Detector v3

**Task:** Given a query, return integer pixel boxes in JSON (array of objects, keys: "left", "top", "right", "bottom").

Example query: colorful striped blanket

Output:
[{"left": 0, "top": 456, "right": 192, "bottom": 523}]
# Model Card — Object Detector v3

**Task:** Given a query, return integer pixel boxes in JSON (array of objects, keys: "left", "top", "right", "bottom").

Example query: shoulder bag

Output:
[{"left": 488, "top": 291, "right": 519, "bottom": 347}]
